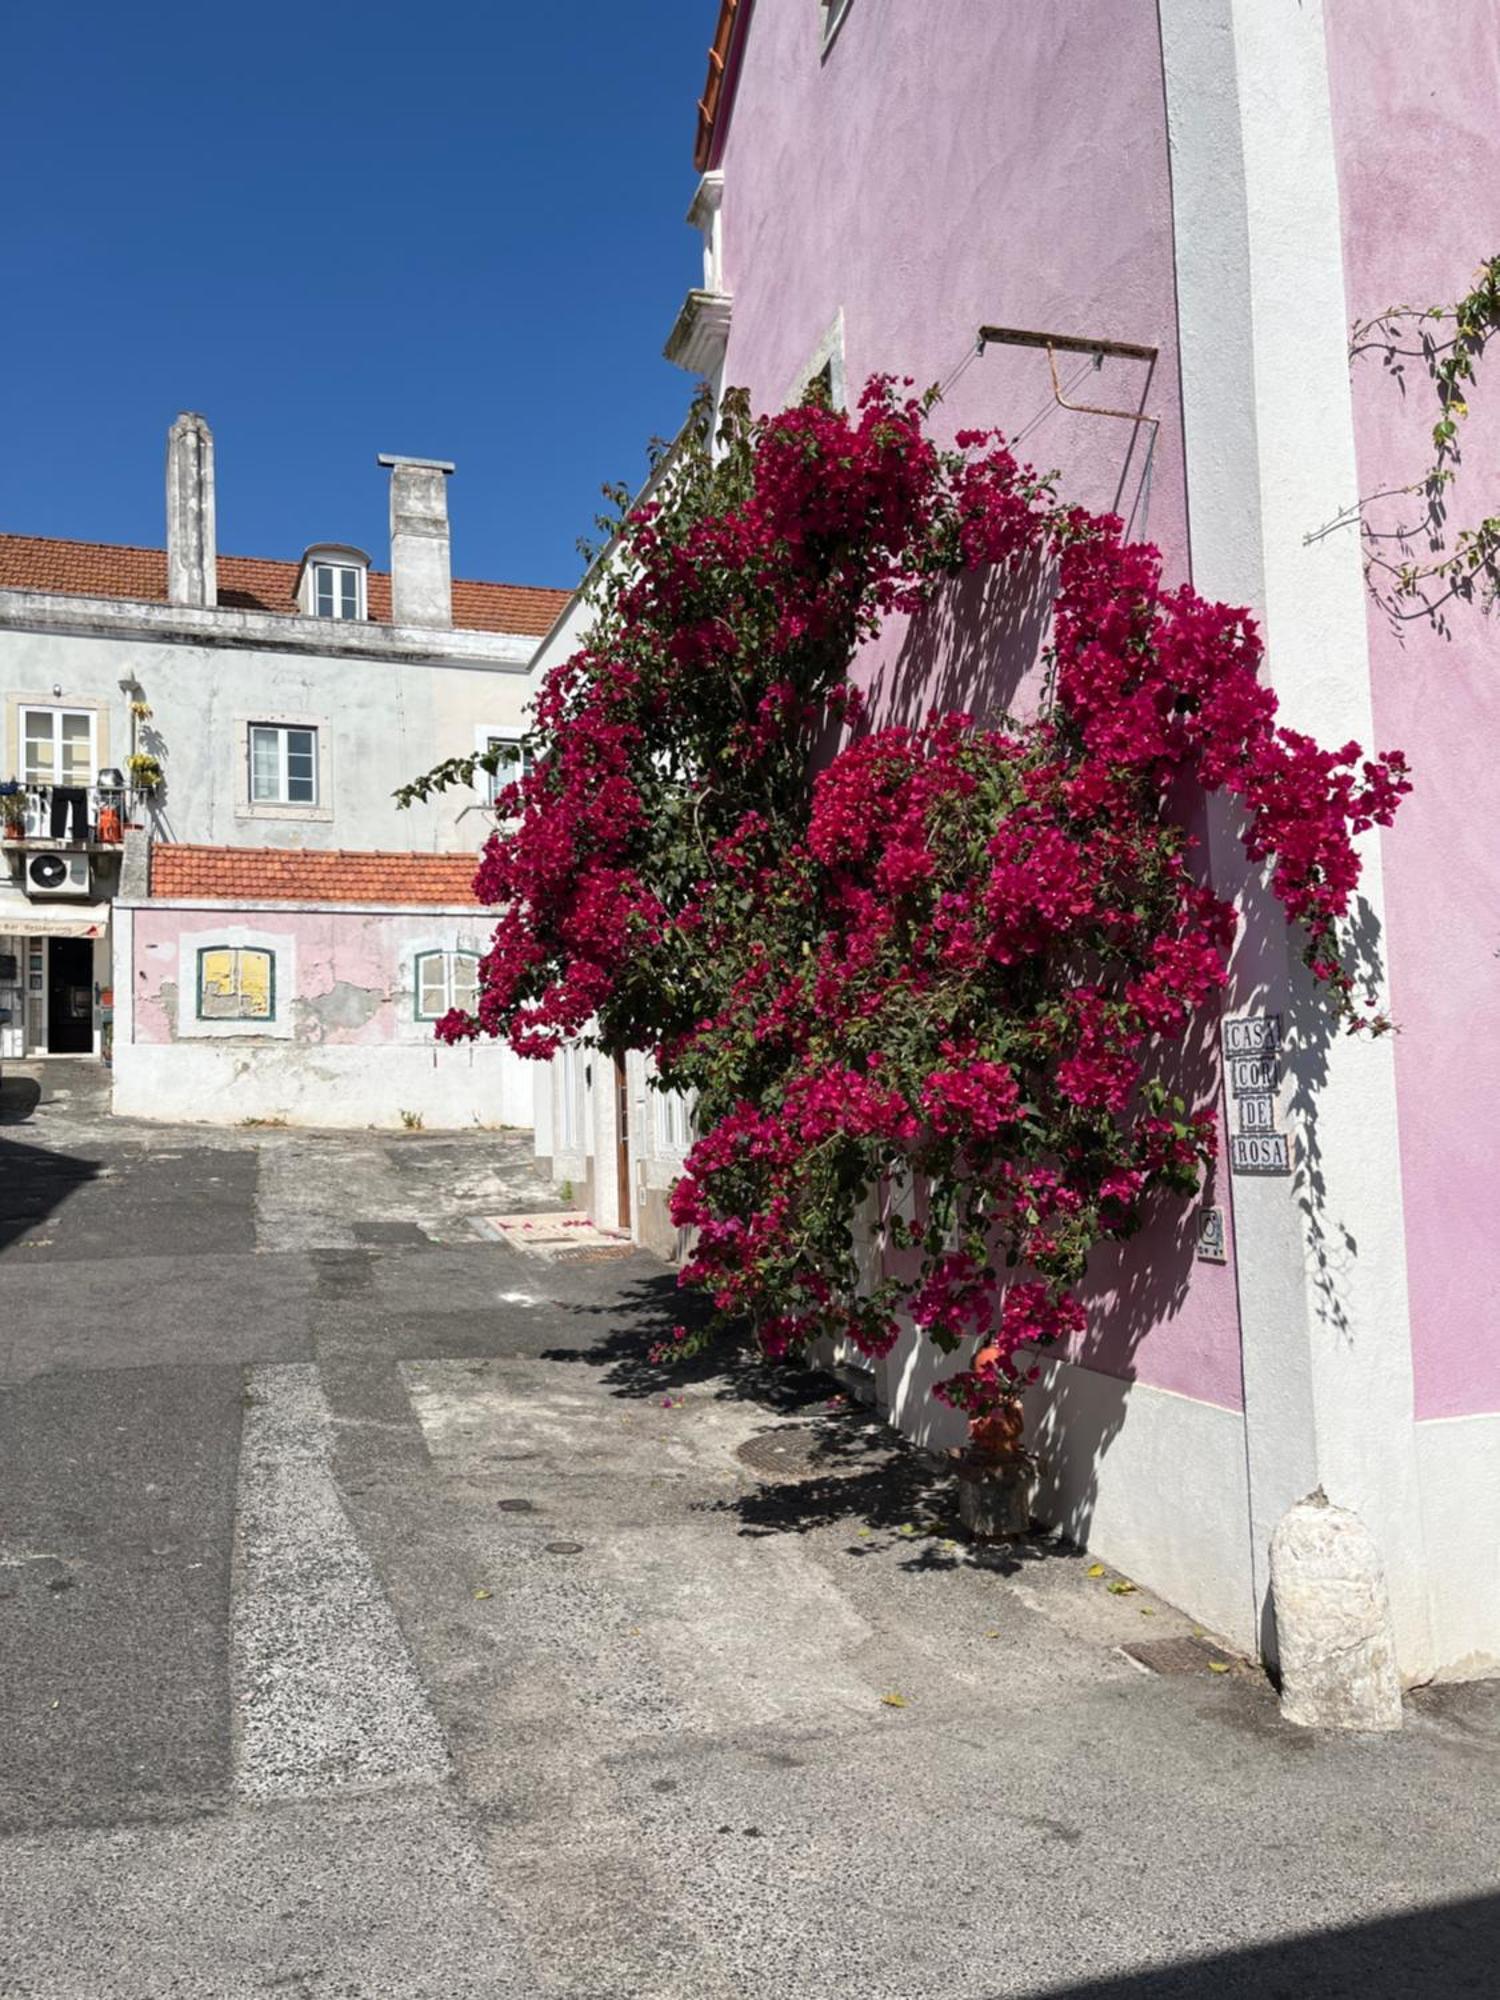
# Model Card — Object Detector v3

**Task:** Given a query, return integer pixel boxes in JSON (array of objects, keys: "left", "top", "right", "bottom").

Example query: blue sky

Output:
[{"left": 1, "top": 2, "right": 714, "bottom": 589}]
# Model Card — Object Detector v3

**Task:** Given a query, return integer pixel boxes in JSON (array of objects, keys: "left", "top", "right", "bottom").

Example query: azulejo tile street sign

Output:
[{"left": 1222, "top": 1012, "right": 1291, "bottom": 1177}]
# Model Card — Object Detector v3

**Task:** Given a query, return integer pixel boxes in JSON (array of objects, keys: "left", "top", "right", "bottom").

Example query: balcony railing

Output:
[{"left": 1, "top": 782, "right": 154, "bottom": 849}]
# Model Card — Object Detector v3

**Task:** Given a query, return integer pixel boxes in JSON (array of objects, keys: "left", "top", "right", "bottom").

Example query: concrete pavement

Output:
[{"left": 2, "top": 1060, "right": 1498, "bottom": 1997}]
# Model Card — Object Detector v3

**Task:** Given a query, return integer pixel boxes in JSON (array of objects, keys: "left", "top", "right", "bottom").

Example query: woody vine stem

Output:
[{"left": 1308, "top": 253, "right": 1500, "bottom": 621}]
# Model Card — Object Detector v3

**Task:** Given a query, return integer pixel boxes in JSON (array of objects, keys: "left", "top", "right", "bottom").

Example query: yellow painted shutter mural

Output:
[
  {"left": 199, "top": 947, "right": 273, "bottom": 1020},
  {"left": 238, "top": 949, "right": 272, "bottom": 1019}
]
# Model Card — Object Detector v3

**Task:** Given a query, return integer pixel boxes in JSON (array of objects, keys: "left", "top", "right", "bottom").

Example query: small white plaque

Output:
[{"left": 1195, "top": 1207, "right": 1227, "bottom": 1263}]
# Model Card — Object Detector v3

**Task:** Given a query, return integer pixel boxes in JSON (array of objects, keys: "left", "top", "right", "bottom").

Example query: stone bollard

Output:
[{"left": 1269, "top": 1489, "right": 1402, "bottom": 1731}]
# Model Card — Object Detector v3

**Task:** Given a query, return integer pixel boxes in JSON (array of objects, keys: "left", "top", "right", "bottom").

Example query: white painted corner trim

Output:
[{"left": 1159, "top": 0, "right": 1430, "bottom": 1673}]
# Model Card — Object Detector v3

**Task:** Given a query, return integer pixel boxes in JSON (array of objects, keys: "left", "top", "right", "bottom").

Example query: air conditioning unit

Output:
[{"left": 24, "top": 851, "right": 91, "bottom": 900}]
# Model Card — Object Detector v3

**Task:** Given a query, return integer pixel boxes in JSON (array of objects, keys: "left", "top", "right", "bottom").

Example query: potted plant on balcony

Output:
[
  {"left": 126, "top": 752, "right": 164, "bottom": 797},
  {"left": 0, "top": 782, "right": 25, "bottom": 840}
]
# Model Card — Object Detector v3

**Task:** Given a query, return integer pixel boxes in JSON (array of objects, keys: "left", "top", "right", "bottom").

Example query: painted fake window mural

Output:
[
  {"left": 414, "top": 949, "right": 479, "bottom": 1022},
  {"left": 197, "top": 946, "right": 274, "bottom": 1022}
]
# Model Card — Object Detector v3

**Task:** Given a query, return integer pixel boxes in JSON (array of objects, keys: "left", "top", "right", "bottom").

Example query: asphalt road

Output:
[{"left": 2, "top": 1061, "right": 1498, "bottom": 1999}]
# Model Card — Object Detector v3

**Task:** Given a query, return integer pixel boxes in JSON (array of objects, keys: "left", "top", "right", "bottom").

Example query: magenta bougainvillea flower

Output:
[{"left": 428, "top": 380, "right": 1408, "bottom": 1430}]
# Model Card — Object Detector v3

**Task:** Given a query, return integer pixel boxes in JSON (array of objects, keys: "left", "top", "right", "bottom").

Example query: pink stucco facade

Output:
[
  {"left": 1325, "top": 2, "right": 1500, "bottom": 1421},
  {"left": 116, "top": 898, "right": 536, "bottom": 1130},
  {"left": 713, "top": 0, "right": 1244, "bottom": 1411},
  {"left": 129, "top": 904, "right": 491, "bottom": 1047},
  {"left": 653, "top": 0, "right": 1500, "bottom": 1676}
]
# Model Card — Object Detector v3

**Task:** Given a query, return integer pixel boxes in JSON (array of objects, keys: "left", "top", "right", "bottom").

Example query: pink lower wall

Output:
[
  {"left": 1325, "top": 3, "right": 1500, "bottom": 1419},
  {"left": 131, "top": 905, "right": 489, "bottom": 1047},
  {"left": 714, "top": 0, "right": 1243, "bottom": 1409}
]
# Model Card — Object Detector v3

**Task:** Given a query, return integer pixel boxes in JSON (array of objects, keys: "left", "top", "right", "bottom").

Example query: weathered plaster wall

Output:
[
  {"left": 130, "top": 904, "right": 492, "bottom": 1044},
  {"left": 0, "top": 618, "right": 532, "bottom": 857},
  {"left": 116, "top": 901, "right": 535, "bottom": 1128},
  {"left": 1324, "top": 2, "right": 1500, "bottom": 1424},
  {"left": 714, "top": 0, "right": 1243, "bottom": 1411},
  {"left": 112, "top": 1039, "right": 532, "bottom": 1131}
]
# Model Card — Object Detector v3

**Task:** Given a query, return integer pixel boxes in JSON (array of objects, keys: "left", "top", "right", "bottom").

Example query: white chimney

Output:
[
  {"left": 377, "top": 453, "right": 454, "bottom": 628},
  {"left": 165, "top": 412, "right": 217, "bottom": 608}
]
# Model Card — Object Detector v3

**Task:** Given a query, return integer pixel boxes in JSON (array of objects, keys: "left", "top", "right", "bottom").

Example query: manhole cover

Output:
[
  {"left": 545, "top": 1540, "right": 584, "bottom": 1556},
  {"left": 1119, "top": 1636, "right": 1232, "bottom": 1675},
  {"left": 736, "top": 1423, "right": 889, "bottom": 1483},
  {"left": 496, "top": 1498, "right": 535, "bottom": 1513}
]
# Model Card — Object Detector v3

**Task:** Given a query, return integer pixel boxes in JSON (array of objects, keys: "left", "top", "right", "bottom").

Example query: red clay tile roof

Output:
[
  {"left": 0, "top": 533, "right": 569, "bottom": 638},
  {"left": 150, "top": 844, "right": 484, "bottom": 905}
]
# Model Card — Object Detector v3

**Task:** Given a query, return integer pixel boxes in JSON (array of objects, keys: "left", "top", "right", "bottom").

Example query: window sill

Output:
[{"left": 236, "top": 803, "right": 334, "bottom": 824}]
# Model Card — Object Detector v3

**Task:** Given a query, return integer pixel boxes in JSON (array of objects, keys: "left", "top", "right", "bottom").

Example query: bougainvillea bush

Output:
[{"left": 410, "top": 381, "right": 1408, "bottom": 1431}]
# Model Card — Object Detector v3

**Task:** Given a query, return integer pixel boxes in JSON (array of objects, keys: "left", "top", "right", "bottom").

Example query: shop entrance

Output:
[{"left": 46, "top": 936, "right": 94, "bottom": 1054}]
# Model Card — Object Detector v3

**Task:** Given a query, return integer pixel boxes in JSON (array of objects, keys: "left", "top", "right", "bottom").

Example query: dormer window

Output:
[{"left": 295, "top": 544, "right": 370, "bottom": 621}]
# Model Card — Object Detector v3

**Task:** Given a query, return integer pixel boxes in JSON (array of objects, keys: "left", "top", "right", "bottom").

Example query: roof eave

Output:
[{"left": 693, "top": 0, "right": 752, "bottom": 172}]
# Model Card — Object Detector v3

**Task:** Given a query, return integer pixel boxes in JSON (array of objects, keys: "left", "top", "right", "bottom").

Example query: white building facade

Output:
[{"left": 1, "top": 413, "right": 565, "bottom": 1128}]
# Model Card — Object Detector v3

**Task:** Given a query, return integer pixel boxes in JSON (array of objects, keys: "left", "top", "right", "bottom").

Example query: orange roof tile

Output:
[
  {"left": 0, "top": 533, "right": 569, "bottom": 638},
  {"left": 150, "top": 844, "right": 484, "bottom": 905}
]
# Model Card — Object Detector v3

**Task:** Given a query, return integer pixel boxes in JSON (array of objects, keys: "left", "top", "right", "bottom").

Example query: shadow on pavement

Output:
[
  {"left": 543, "top": 1270, "right": 1048, "bottom": 1572},
  {"left": 0, "top": 1129, "right": 102, "bottom": 1256},
  {"left": 1021, "top": 1888, "right": 1500, "bottom": 1998},
  {"left": 0, "top": 1074, "right": 42, "bottom": 1124}
]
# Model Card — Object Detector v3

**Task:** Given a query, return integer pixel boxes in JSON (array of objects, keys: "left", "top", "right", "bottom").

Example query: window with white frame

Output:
[
  {"left": 414, "top": 949, "right": 479, "bottom": 1022},
  {"left": 480, "top": 732, "right": 535, "bottom": 806},
  {"left": 655, "top": 1085, "right": 694, "bottom": 1156},
  {"left": 21, "top": 704, "right": 97, "bottom": 837},
  {"left": 249, "top": 724, "right": 318, "bottom": 806},
  {"left": 22, "top": 705, "right": 96, "bottom": 791},
  {"left": 312, "top": 561, "right": 364, "bottom": 620}
]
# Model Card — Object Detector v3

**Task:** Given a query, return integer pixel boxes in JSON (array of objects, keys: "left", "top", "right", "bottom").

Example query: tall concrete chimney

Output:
[
  {"left": 165, "top": 412, "right": 217, "bottom": 608},
  {"left": 377, "top": 453, "right": 454, "bottom": 628}
]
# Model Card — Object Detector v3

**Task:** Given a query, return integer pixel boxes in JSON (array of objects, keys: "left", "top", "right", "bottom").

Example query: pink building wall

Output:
[
  {"left": 714, "top": 0, "right": 1243, "bottom": 1409},
  {"left": 117, "top": 899, "right": 535, "bottom": 1130},
  {"left": 131, "top": 905, "right": 487, "bottom": 1045},
  {"left": 1324, "top": 2, "right": 1500, "bottom": 1420}
]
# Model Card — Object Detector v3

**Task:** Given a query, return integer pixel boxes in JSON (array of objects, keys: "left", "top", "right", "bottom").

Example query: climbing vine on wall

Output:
[
  {"left": 1317, "top": 253, "right": 1500, "bottom": 621},
  {"left": 406, "top": 381, "right": 1409, "bottom": 1430}
]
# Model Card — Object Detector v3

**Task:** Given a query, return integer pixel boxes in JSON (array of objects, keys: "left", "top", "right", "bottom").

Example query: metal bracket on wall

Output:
[{"left": 976, "top": 325, "right": 1160, "bottom": 430}]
